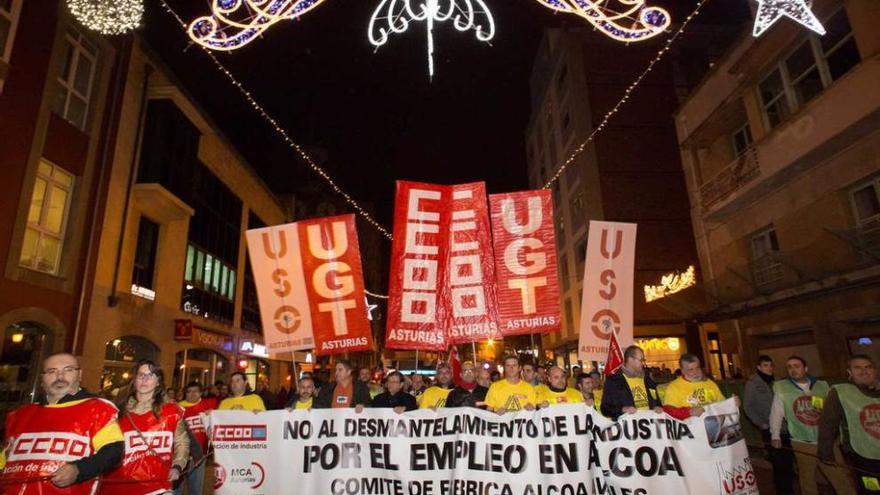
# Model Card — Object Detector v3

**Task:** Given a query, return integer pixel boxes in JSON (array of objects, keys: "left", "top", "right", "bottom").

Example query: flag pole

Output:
[{"left": 471, "top": 340, "right": 477, "bottom": 363}]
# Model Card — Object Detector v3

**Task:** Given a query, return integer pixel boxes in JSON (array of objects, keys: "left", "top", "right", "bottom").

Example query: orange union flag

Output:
[
  {"left": 246, "top": 214, "right": 374, "bottom": 356},
  {"left": 489, "top": 189, "right": 561, "bottom": 336}
]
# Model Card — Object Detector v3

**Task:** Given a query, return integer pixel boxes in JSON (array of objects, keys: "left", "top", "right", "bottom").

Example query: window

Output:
[
  {"left": 0, "top": 0, "right": 22, "bottom": 64},
  {"left": 570, "top": 191, "right": 585, "bottom": 227},
  {"left": 52, "top": 28, "right": 98, "bottom": 131},
  {"left": 821, "top": 8, "right": 860, "bottom": 81},
  {"left": 730, "top": 123, "right": 753, "bottom": 158},
  {"left": 575, "top": 237, "right": 587, "bottom": 281},
  {"left": 851, "top": 181, "right": 880, "bottom": 224},
  {"left": 242, "top": 212, "right": 265, "bottom": 332},
  {"left": 759, "top": 70, "right": 791, "bottom": 129},
  {"left": 556, "top": 64, "right": 568, "bottom": 91},
  {"left": 19, "top": 160, "right": 74, "bottom": 274},
  {"left": 564, "top": 299, "right": 574, "bottom": 334},
  {"left": 759, "top": 8, "right": 859, "bottom": 130},
  {"left": 559, "top": 255, "right": 569, "bottom": 291},
  {"left": 131, "top": 216, "right": 159, "bottom": 293},
  {"left": 750, "top": 226, "right": 783, "bottom": 286}
]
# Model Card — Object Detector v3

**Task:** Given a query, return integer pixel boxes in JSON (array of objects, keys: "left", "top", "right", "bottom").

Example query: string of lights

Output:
[
  {"left": 157, "top": 0, "right": 710, "bottom": 299},
  {"left": 158, "top": 0, "right": 393, "bottom": 240},
  {"left": 543, "top": 0, "right": 711, "bottom": 190}
]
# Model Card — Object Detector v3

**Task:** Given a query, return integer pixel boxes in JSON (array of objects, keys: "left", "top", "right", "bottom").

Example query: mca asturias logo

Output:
[{"left": 214, "top": 462, "right": 265, "bottom": 490}]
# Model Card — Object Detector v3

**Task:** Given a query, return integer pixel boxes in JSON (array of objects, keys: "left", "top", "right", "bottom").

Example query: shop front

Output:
[
  {"left": 634, "top": 337, "right": 685, "bottom": 373},
  {"left": 1, "top": 322, "right": 51, "bottom": 419},
  {"left": 102, "top": 335, "right": 160, "bottom": 398}
]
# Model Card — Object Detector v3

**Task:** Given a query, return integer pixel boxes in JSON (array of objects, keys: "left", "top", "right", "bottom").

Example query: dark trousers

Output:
[
  {"left": 761, "top": 429, "right": 795, "bottom": 494},
  {"left": 846, "top": 452, "right": 880, "bottom": 495}
]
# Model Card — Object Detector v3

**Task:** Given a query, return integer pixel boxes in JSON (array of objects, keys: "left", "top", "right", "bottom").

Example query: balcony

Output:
[
  {"left": 751, "top": 253, "right": 785, "bottom": 289},
  {"left": 699, "top": 147, "right": 760, "bottom": 211},
  {"left": 828, "top": 218, "right": 880, "bottom": 263}
]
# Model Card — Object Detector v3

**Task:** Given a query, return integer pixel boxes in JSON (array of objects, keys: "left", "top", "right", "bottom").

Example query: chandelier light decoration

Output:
[
  {"left": 532, "top": 0, "right": 670, "bottom": 42},
  {"left": 67, "top": 0, "right": 143, "bottom": 35},
  {"left": 188, "top": 0, "right": 328, "bottom": 51},
  {"left": 368, "top": 0, "right": 495, "bottom": 77},
  {"left": 752, "top": 0, "right": 825, "bottom": 37}
]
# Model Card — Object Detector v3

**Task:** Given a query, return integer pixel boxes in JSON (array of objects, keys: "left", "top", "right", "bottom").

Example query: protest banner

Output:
[
  {"left": 578, "top": 221, "right": 637, "bottom": 362},
  {"left": 385, "top": 181, "right": 499, "bottom": 350},
  {"left": 245, "top": 214, "right": 373, "bottom": 356},
  {"left": 489, "top": 189, "right": 560, "bottom": 336},
  {"left": 210, "top": 398, "right": 757, "bottom": 495}
]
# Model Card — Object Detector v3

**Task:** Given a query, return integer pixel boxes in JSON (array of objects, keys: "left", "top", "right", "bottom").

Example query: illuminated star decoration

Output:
[
  {"left": 368, "top": 0, "right": 495, "bottom": 78},
  {"left": 531, "top": 0, "right": 670, "bottom": 42},
  {"left": 365, "top": 296, "right": 380, "bottom": 321},
  {"left": 752, "top": 0, "right": 825, "bottom": 37},
  {"left": 188, "top": 0, "right": 327, "bottom": 51}
]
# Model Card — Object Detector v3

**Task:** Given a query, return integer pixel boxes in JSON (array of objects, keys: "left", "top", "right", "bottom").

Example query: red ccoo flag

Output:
[
  {"left": 604, "top": 331, "right": 624, "bottom": 377},
  {"left": 448, "top": 345, "right": 463, "bottom": 387}
]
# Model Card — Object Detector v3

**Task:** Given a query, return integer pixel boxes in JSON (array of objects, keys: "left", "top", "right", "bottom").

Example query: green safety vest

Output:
[
  {"left": 773, "top": 378, "right": 829, "bottom": 443},
  {"left": 833, "top": 383, "right": 880, "bottom": 460}
]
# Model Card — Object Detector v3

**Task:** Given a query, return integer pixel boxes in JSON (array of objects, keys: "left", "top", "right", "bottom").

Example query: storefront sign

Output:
[
  {"left": 174, "top": 319, "right": 193, "bottom": 340},
  {"left": 489, "top": 189, "right": 561, "bottom": 336},
  {"left": 240, "top": 339, "right": 269, "bottom": 358},
  {"left": 386, "top": 181, "right": 500, "bottom": 350},
  {"left": 193, "top": 328, "right": 234, "bottom": 353},
  {"left": 579, "top": 221, "right": 637, "bottom": 362},
  {"left": 246, "top": 214, "right": 374, "bottom": 356}
]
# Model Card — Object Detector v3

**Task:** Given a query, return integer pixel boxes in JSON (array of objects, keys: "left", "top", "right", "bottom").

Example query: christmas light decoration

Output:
[
  {"left": 188, "top": 0, "right": 327, "bottom": 51},
  {"left": 67, "top": 0, "right": 143, "bottom": 35},
  {"left": 644, "top": 265, "right": 696, "bottom": 302},
  {"left": 368, "top": 0, "right": 495, "bottom": 78},
  {"left": 532, "top": 0, "right": 670, "bottom": 42},
  {"left": 752, "top": 0, "right": 825, "bottom": 37},
  {"left": 158, "top": 0, "right": 709, "bottom": 297}
]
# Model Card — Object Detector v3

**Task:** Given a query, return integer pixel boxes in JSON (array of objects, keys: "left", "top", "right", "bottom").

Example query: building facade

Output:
[
  {"left": 675, "top": 0, "right": 880, "bottom": 378},
  {"left": 0, "top": 0, "right": 120, "bottom": 420},
  {"left": 526, "top": 29, "right": 704, "bottom": 374},
  {"left": 77, "top": 40, "right": 295, "bottom": 398},
  {"left": 0, "top": 0, "right": 298, "bottom": 418}
]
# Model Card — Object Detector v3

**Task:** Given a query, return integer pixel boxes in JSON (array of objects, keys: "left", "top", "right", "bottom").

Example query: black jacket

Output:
[
  {"left": 35, "top": 388, "right": 124, "bottom": 483},
  {"left": 446, "top": 385, "right": 489, "bottom": 409},
  {"left": 313, "top": 380, "right": 372, "bottom": 409},
  {"left": 600, "top": 370, "right": 661, "bottom": 421},
  {"left": 370, "top": 391, "right": 418, "bottom": 411}
]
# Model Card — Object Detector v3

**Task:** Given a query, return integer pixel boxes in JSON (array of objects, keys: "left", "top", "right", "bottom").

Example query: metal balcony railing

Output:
[
  {"left": 751, "top": 253, "right": 785, "bottom": 288},
  {"left": 700, "top": 147, "right": 760, "bottom": 210},
  {"left": 855, "top": 218, "right": 880, "bottom": 257}
]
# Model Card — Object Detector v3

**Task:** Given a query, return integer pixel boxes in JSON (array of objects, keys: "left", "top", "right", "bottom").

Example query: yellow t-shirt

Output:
[
  {"left": 537, "top": 387, "right": 584, "bottom": 406},
  {"left": 593, "top": 389, "right": 603, "bottom": 409},
  {"left": 418, "top": 386, "right": 452, "bottom": 409},
  {"left": 294, "top": 398, "right": 313, "bottom": 410},
  {"left": 535, "top": 383, "right": 550, "bottom": 397},
  {"left": 219, "top": 394, "right": 266, "bottom": 411},
  {"left": 485, "top": 380, "right": 538, "bottom": 412},
  {"left": 661, "top": 377, "right": 724, "bottom": 408},
  {"left": 624, "top": 375, "right": 650, "bottom": 410}
]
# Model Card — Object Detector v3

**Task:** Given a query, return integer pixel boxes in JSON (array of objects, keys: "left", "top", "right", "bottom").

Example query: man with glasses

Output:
[
  {"left": 447, "top": 361, "right": 489, "bottom": 409},
  {"left": 601, "top": 345, "right": 663, "bottom": 421},
  {"left": 370, "top": 372, "right": 417, "bottom": 412},
  {"left": 0, "top": 353, "right": 124, "bottom": 493}
]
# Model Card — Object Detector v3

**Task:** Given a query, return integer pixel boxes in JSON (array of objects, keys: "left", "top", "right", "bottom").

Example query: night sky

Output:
[{"left": 144, "top": 0, "right": 747, "bottom": 227}]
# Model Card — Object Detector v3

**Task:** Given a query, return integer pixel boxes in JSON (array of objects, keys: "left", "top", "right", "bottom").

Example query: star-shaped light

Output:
[
  {"left": 365, "top": 296, "right": 380, "bottom": 321},
  {"left": 753, "top": 0, "right": 825, "bottom": 37}
]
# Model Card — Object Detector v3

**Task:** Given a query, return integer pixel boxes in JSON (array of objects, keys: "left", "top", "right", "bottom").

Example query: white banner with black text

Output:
[{"left": 209, "top": 398, "right": 758, "bottom": 495}]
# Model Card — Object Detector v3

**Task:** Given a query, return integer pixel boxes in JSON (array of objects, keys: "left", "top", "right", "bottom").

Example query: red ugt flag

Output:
[{"left": 604, "top": 331, "right": 624, "bottom": 377}]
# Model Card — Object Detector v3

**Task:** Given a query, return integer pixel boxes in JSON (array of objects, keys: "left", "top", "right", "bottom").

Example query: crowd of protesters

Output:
[{"left": 1, "top": 348, "right": 877, "bottom": 494}]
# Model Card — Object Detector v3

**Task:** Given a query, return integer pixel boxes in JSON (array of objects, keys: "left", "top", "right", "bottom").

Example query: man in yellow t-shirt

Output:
[
  {"left": 538, "top": 366, "right": 583, "bottom": 407},
  {"left": 219, "top": 371, "right": 267, "bottom": 411},
  {"left": 485, "top": 356, "right": 538, "bottom": 414},
  {"left": 662, "top": 354, "right": 727, "bottom": 419},
  {"left": 418, "top": 363, "right": 454, "bottom": 409}
]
